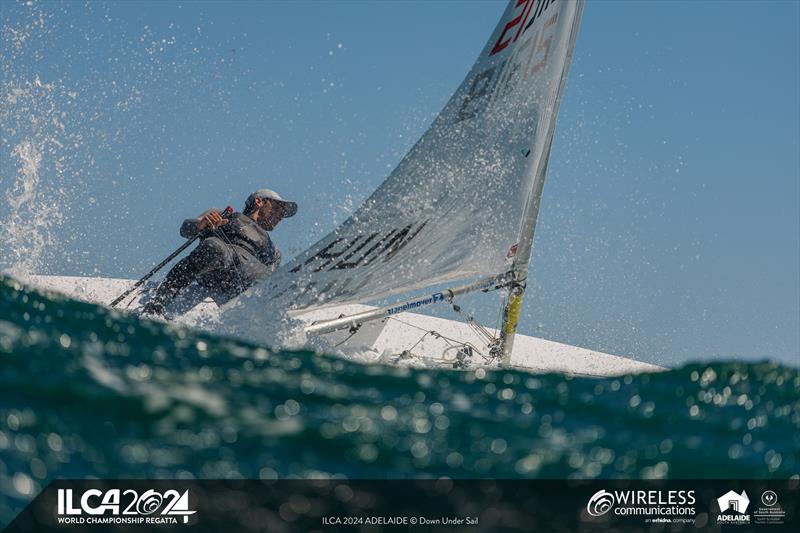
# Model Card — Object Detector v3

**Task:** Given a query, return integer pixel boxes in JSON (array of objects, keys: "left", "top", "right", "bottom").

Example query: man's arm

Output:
[{"left": 179, "top": 208, "right": 226, "bottom": 239}]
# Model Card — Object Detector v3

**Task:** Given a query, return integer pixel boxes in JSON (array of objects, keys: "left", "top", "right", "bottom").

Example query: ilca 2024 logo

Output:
[{"left": 57, "top": 488, "right": 196, "bottom": 526}]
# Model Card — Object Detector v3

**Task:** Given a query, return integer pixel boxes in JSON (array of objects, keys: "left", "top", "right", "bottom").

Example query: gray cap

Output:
[{"left": 246, "top": 188, "right": 297, "bottom": 217}]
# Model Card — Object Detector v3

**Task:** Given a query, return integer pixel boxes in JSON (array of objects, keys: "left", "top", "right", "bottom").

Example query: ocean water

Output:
[{"left": 0, "top": 276, "right": 798, "bottom": 526}]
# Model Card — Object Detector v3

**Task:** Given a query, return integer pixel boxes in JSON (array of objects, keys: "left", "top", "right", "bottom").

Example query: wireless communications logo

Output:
[
  {"left": 587, "top": 490, "right": 615, "bottom": 516},
  {"left": 585, "top": 489, "right": 696, "bottom": 524},
  {"left": 56, "top": 488, "right": 196, "bottom": 526}
]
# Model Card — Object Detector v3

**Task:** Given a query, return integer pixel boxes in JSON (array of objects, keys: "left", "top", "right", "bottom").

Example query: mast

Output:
[
  {"left": 496, "top": 1, "right": 585, "bottom": 365},
  {"left": 496, "top": 146, "right": 552, "bottom": 365}
]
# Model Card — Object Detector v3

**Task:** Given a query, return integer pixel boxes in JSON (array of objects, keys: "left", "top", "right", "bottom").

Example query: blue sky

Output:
[{"left": 1, "top": 0, "right": 798, "bottom": 365}]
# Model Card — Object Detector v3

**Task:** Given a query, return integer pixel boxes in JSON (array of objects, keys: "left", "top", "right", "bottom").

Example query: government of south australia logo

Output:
[
  {"left": 753, "top": 490, "right": 786, "bottom": 525},
  {"left": 716, "top": 490, "right": 750, "bottom": 525},
  {"left": 761, "top": 490, "right": 777, "bottom": 507},
  {"left": 587, "top": 490, "right": 615, "bottom": 516}
]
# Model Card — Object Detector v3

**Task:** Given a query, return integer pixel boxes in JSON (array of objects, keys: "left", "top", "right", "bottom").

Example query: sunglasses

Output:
[{"left": 262, "top": 199, "right": 285, "bottom": 216}]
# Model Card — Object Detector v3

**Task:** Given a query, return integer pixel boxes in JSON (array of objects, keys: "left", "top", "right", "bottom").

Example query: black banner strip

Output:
[{"left": 4, "top": 479, "right": 798, "bottom": 533}]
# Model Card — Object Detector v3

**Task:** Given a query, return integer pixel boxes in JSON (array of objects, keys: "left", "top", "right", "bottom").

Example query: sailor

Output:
[{"left": 142, "top": 188, "right": 297, "bottom": 316}]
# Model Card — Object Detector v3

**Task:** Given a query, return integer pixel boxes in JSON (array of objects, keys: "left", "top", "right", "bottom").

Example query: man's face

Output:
[{"left": 256, "top": 198, "right": 285, "bottom": 230}]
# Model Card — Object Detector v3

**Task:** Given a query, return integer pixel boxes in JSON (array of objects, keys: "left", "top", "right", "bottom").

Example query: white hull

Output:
[{"left": 20, "top": 275, "right": 662, "bottom": 376}]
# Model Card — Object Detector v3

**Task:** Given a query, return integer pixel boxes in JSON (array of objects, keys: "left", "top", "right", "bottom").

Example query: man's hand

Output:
[{"left": 197, "top": 209, "right": 229, "bottom": 231}]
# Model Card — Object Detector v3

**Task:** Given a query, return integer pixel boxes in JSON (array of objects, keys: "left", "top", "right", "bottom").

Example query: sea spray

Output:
[
  {"left": 213, "top": 291, "right": 311, "bottom": 351},
  {"left": 0, "top": 5, "right": 83, "bottom": 276},
  {"left": 2, "top": 134, "right": 72, "bottom": 273}
]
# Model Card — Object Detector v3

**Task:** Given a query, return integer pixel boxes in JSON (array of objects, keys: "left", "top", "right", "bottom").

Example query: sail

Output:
[{"left": 240, "top": 0, "right": 583, "bottom": 312}]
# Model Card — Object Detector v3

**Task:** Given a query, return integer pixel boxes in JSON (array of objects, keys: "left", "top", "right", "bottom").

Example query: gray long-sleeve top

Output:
[{"left": 180, "top": 209, "right": 281, "bottom": 270}]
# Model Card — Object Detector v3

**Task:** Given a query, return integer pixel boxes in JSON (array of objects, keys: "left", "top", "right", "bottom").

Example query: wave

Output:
[{"left": 0, "top": 276, "right": 797, "bottom": 525}]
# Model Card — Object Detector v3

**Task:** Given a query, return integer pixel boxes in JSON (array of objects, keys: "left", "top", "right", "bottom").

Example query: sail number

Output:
[
  {"left": 457, "top": 2, "right": 558, "bottom": 123},
  {"left": 290, "top": 220, "right": 428, "bottom": 274},
  {"left": 491, "top": 0, "right": 557, "bottom": 55}
]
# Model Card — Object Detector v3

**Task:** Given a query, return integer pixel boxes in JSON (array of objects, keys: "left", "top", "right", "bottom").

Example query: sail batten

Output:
[{"left": 227, "top": 0, "right": 585, "bottom": 316}]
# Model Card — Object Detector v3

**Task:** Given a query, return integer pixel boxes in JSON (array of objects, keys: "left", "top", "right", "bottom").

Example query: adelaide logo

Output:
[
  {"left": 586, "top": 490, "right": 614, "bottom": 517},
  {"left": 715, "top": 489, "right": 750, "bottom": 525},
  {"left": 717, "top": 490, "right": 749, "bottom": 514}
]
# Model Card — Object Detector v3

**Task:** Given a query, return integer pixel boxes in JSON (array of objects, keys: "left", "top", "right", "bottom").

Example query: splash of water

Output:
[
  {"left": 0, "top": 5, "right": 79, "bottom": 276},
  {"left": 0, "top": 139, "right": 59, "bottom": 275}
]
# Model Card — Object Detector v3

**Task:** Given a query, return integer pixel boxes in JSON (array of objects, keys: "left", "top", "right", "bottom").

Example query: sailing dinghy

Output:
[
  {"left": 21, "top": 1, "right": 662, "bottom": 375},
  {"left": 22, "top": 274, "right": 660, "bottom": 376}
]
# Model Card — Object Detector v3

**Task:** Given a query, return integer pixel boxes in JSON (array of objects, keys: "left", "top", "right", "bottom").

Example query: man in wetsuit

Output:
[{"left": 142, "top": 188, "right": 297, "bottom": 316}]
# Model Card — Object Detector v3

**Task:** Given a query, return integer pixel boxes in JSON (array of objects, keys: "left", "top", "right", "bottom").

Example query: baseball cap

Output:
[{"left": 246, "top": 188, "right": 297, "bottom": 217}]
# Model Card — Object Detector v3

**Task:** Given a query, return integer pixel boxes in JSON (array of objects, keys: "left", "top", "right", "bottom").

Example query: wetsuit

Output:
[{"left": 144, "top": 209, "right": 281, "bottom": 315}]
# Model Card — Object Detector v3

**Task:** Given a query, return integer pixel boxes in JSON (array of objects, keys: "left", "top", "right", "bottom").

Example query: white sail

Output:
[{"left": 234, "top": 0, "right": 584, "bottom": 313}]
